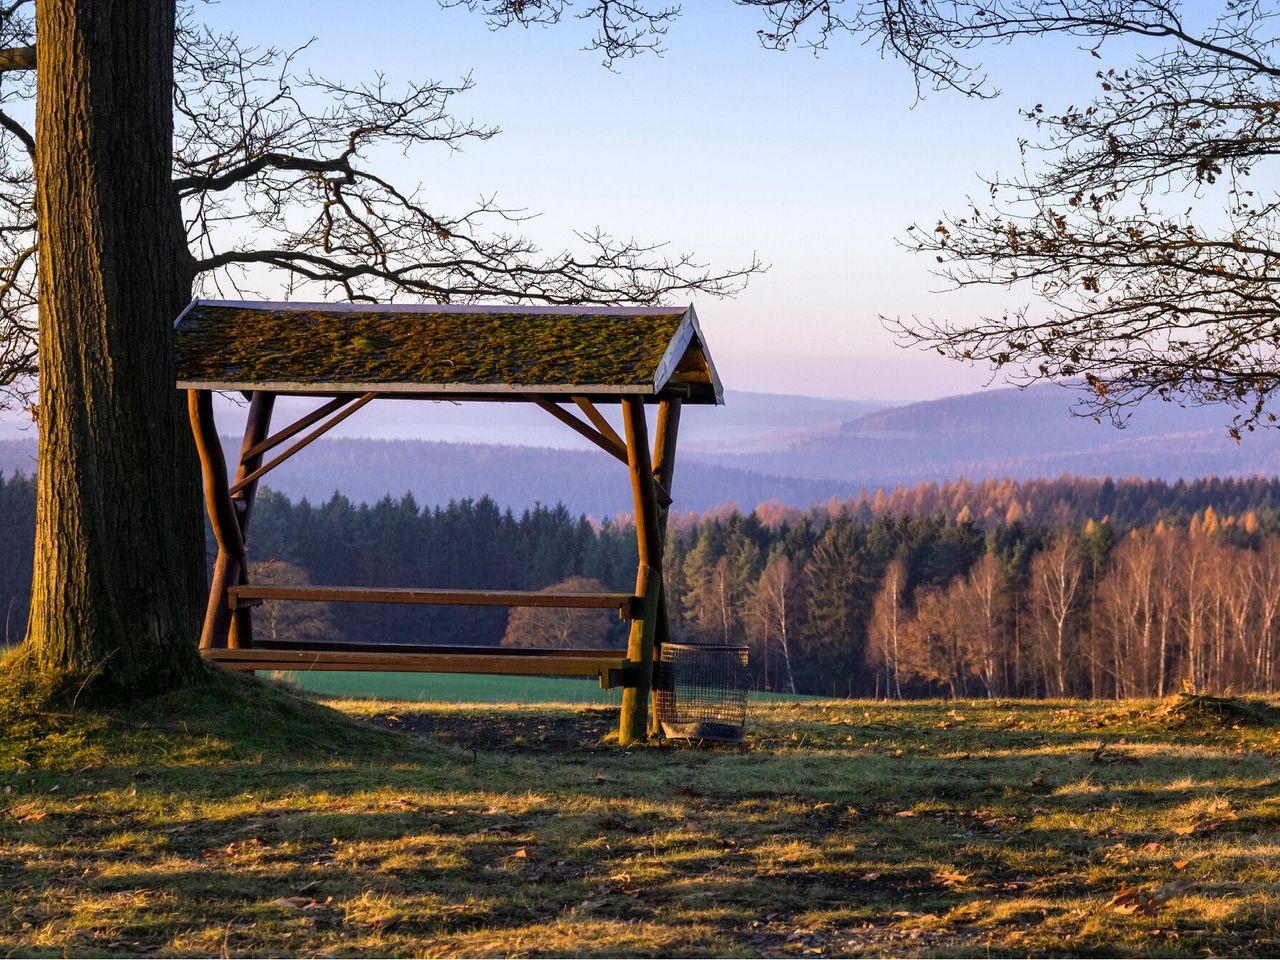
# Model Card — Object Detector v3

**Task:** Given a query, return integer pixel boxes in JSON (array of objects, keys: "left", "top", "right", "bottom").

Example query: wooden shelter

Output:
[{"left": 175, "top": 299, "right": 722, "bottom": 743}]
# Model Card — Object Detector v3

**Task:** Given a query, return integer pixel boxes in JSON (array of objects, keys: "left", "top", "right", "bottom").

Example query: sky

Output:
[{"left": 187, "top": 0, "right": 1112, "bottom": 404}]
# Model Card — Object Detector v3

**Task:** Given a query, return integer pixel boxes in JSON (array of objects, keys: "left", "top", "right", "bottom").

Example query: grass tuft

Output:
[{"left": 1146, "top": 692, "right": 1280, "bottom": 729}]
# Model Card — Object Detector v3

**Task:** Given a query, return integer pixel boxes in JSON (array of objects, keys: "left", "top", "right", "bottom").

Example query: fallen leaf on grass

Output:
[
  {"left": 5, "top": 803, "right": 45, "bottom": 823},
  {"left": 1173, "top": 811, "right": 1236, "bottom": 836},
  {"left": 895, "top": 810, "right": 917, "bottom": 818},
  {"left": 1106, "top": 880, "right": 1193, "bottom": 915},
  {"left": 1173, "top": 859, "right": 1190, "bottom": 870},
  {"left": 933, "top": 869, "right": 972, "bottom": 886}
]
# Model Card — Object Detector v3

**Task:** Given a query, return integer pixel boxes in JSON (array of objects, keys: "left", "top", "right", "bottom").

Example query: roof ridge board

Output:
[
  {"left": 685, "top": 305, "right": 725, "bottom": 404},
  {"left": 174, "top": 380, "right": 660, "bottom": 396},
  {"left": 650, "top": 305, "right": 724, "bottom": 405},
  {"left": 652, "top": 308, "right": 695, "bottom": 395},
  {"left": 183, "top": 298, "right": 690, "bottom": 317}
]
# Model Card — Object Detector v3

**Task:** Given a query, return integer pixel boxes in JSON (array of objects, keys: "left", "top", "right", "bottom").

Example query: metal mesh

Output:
[{"left": 654, "top": 643, "right": 750, "bottom": 742}]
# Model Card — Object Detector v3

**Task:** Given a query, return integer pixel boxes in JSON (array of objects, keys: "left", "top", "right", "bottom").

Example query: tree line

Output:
[{"left": 8, "top": 470, "right": 1280, "bottom": 698}]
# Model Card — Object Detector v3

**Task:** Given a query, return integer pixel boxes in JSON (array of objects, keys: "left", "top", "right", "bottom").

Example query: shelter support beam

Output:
[
  {"left": 529, "top": 395, "right": 629, "bottom": 465},
  {"left": 572, "top": 396, "right": 625, "bottom": 450},
  {"left": 243, "top": 395, "right": 354, "bottom": 461},
  {"left": 649, "top": 398, "right": 682, "bottom": 734},
  {"left": 618, "top": 398, "right": 664, "bottom": 745},
  {"left": 191, "top": 390, "right": 277, "bottom": 649},
  {"left": 228, "top": 391, "right": 377, "bottom": 496},
  {"left": 226, "top": 391, "right": 276, "bottom": 648}
]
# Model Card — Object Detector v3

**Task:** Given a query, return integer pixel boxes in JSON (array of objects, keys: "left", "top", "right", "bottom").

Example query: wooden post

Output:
[
  {"left": 227, "top": 391, "right": 276, "bottom": 648},
  {"left": 618, "top": 398, "right": 663, "bottom": 746},
  {"left": 649, "top": 399, "right": 682, "bottom": 734},
  {"left": 189, "top": 389, "right": 244, "bottom": 650}
]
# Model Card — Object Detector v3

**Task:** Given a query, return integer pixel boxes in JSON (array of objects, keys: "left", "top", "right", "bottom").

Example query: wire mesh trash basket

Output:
[{"left": 654, "top": 643, "right": 750, "bottom": 742}]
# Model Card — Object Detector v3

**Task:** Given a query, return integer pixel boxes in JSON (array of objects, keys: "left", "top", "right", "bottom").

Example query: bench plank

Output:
[
  {"left": 228, "top": 585, "right": 639, "bottom": 618},
  {"left": 202, "top": 647, "right": 635, "bottom": 688}
]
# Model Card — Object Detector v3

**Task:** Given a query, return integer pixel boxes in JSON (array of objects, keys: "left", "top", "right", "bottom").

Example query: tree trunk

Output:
[{"left": 23, "top": 0, "right": 204, "bottom": 691}]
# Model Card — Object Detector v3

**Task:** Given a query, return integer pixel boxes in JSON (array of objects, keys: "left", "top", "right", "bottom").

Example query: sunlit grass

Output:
[{"left": 3, "top": 670, "right": 1280, "bottom": 956}]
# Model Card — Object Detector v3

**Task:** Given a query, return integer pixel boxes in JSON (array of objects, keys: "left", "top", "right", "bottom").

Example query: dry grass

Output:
[{"left": 4, "top": 671, "right": 1280, "bottom": 956}]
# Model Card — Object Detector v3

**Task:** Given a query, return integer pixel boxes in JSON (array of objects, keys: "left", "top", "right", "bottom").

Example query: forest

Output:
[{"left": 7, "top": 470, "right": 1280, "bottom": 698}]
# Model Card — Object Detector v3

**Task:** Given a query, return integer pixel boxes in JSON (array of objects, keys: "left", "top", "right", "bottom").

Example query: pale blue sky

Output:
[{"left": 195, "top": 1, "right": 1112, "bottom": 403}]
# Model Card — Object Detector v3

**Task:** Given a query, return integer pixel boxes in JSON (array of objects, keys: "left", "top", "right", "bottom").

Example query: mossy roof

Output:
[{"left": 174, "top": 300, "right": 722, "bottom": 402}]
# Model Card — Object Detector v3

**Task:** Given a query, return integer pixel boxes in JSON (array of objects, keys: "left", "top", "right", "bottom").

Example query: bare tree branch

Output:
[
  {"left": 173, "top": 15, "right": 758, "bottom": 308},
  {"left": 0, "top": 3, "right": 758, "bottom": 405},
  {"left": 0, "top": 44, "right": 32, "bottom": 73}
]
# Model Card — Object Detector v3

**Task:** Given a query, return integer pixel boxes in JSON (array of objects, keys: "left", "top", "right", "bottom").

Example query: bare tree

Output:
[
  {"left": 250, "top": 560, "right": 341, "bottom": 646},
  {"left": 502, "top": 576, "right": 617, "bottom": 648},
  {"left": 963, "top": 552, "right": 1009, "bottom": 697},
  {"left": 750, "top": 551, "right": 800, "bottom": 694},
  {"left": 866, "top": 557, "right": 907, "bottom": 699},
  {"left": 1094, "top": 528, "right": 1158, "bottom": 697},
  {"left": 1027, "top": 532, "right": 1084, "bottom": 696}
]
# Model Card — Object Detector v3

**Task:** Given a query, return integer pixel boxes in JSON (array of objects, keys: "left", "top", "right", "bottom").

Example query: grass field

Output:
[
  {"left": 280, "top": 670, "right": 624, "bottom": 705},
  {"left": 5, "top": 669, "right": 1280, "bottom": 956}
]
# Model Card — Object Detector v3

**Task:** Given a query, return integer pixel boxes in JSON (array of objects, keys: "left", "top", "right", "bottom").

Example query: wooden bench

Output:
[
  {"left": 227, "top": 585, "right": 641, "bottom": 620},
  {"left": 203, "top": 642, "right": 636, "bottom": 689}
]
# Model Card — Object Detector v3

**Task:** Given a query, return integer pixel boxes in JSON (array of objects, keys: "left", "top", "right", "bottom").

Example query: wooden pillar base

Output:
[{"left": 619, "top": 564, "right": 660, "bottom": 746}]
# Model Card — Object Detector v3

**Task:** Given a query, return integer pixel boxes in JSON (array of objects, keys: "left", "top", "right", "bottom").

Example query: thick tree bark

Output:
[{"left": 23, "top": 0, "right": 204, "bottom": 691}]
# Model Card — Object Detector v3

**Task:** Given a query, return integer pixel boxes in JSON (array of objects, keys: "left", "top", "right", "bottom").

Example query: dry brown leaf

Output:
[
  {"left": 1106, "top": 879, "right": 1192, "bottom": 915},
  {"left": 895, "top": 810, "right": 917, "bottom": 818},
  {"left": 933, "top": 869, "right": 972, "bottom": 886},
  {"left": 1173, "top": 859, "right": 1190, "bottom": 870}
]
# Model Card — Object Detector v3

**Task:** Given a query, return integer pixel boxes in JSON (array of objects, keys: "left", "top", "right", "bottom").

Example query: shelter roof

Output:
[{"left": 174, "top": 300, "right": 722, "bottom": 403}]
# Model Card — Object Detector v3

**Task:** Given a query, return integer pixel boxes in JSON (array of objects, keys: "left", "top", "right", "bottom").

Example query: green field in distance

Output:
[
  {"left": 273, "top": 670, "right": 807, "bottom": 704},
  {"left": 276, "top": 670, "right": 623, "bottom": 704}
]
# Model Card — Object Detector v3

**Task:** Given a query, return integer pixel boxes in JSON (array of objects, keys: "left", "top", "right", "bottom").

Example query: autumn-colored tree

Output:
[
  {"left": 502, "top": 577, "right": 617, "bottom": 649},
  {"left": 1093, "top": 529, "right": 1159, "bottom": 697},
  {"left": 250, "top": 560, "right": 341, "bottom": 646},
  {"left": 899, "top": 585, "right": 972, "bottom": 699}
]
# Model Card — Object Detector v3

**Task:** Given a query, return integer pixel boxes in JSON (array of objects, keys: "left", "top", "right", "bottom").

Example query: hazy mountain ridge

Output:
[
  {"left": 697, "top": 383, "right": 1280, "bottom": 484},
  {"left": 0, "top": 437, "right": 859, "bottom": 518},
  {"left": 6, "top": 384, "right": 1280, "bottom": 516}
]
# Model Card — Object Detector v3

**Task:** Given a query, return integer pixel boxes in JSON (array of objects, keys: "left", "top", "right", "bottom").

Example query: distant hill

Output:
[
  {"left": 0, "top": 389, "right": 879, "bottom": 450},
  {"left": 696, "top": 383, "right": 1280, "bottom": 485},
  {"left": 0, "top": 436, "right": 859, "bottom": 518},
  {"left": 6, "top": 384, "right": 1280, "bottom": 516}
]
